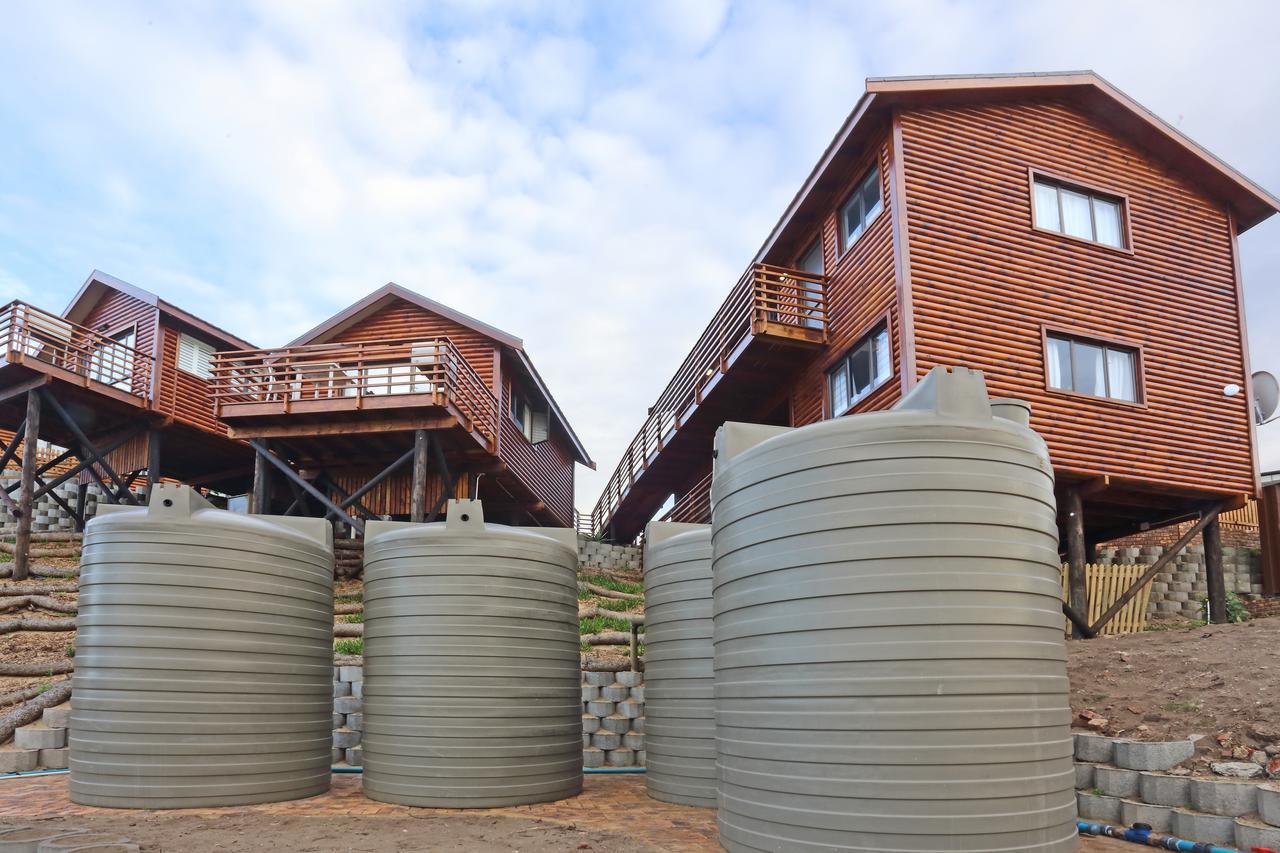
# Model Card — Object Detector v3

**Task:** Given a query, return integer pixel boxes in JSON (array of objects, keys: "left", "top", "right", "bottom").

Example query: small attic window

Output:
[
  {"left": 510, "top": 389, "right": 549, "bottom": 443},
  {"left": 177, "top": 333, "right": 215, "bottom": 379}
]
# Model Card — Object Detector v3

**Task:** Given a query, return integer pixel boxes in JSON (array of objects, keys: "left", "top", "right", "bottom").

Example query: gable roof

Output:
[
  {"left": 291, "top": 283, "right": 593, "bottom": 468},
  {"left": 63, "top": 269, "right": 255, "bottom": 350},
  {"left": 756, "top": 70, "right": 1280, "bottom": 264}
]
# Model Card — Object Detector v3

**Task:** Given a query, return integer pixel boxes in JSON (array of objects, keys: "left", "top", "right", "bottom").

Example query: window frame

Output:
[
  {"left": 1027, "top": 168, "right": 1133, "bottom": 255},
  {"left": 1040, "top": 325, "right": 1146, "bottom": 408},
  {"left": 508, "top": 383, "right": 550, "bottom": 444},
  {"left": 837, "top": 163, "right": 885, "bottom": 257},
  {"left": 176, "top": 332, "right": 216, "bottom": 380},
  {"left": 825, "top": 316, "right": 894, "bottom": 418}
]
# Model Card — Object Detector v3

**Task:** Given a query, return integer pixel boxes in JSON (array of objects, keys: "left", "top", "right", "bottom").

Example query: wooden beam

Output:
[
  {"left": 0, "top": 422, "right": 26, "bottom": 473},
  {"left": 227, "top": 415, "right": 457, "bottom": 440},
  {"left": 339, "top": 448, "right": 414, "bottom": 514},
  {"left": 251, "top": 440, "right": 271, "bottom": 515},
  {"left": 0, "top": 375, "right": 50, "bottom": 408},
  {"left": 1076, "top": 475, "right": 1111, "bottom": 497},
  {"left": 13, "top": 390, "right": 41, "bottom": 580},
  {"left": 1089, "top": 503, "right": 1224, "bottom": 635},
  {"left": 1204, "top": 518, "right": 1226, "bottom": 624},
  {"left": 249, "top": 440, "right": 363, "bottom": 534},
  {"left": 38, "top": 389, "right": 139, "bottom": 506},
  {"left": 26, "top": 429, "right": 145, "bottom": 503},
  {"left": 410, "top": 430, "right": 429, "bottom": 524},
  {"left": 1064, "top": 488, "right": 1087, "bottom": 639}
]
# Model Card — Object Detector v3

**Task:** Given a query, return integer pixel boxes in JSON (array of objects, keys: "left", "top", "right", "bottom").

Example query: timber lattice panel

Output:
[{"left": 1060, "top": 563, "right": 1153, "bottom": 636}]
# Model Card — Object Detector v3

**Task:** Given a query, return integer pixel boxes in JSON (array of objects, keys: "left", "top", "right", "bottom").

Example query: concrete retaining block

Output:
[
  {"left": 586, "top": 700, "right": 614, "bottom": 717},
  {"left": 581, "top": 714, "right": 599, "bottom": 734},
  {"left": 623, "top": 731, "right": 644, "bottom": 750},
  {"left": 41, "top": 707, "right": 71, "bottom": 730},
  {"left": 346, "top": 713, "right": 363, "bottom": 732},
  {"left": 1121, "top": 799, "right": 1173, "bottom": 832},
  {"left": 592, "top": 731, "right": 621, "bottom": 751},
  {"left": 584, "top": 672, "right": 614, "bottom": 687},
  {"left": 636, "top": 749, "right": 646, "bottom": 766},
  {"left": 630, "top": 686, "right": 644, "bottom": 703},
  {"left": 606, "top": 747, "right": 635, "bottom": 767},
  {"left": 1189, "top": 777, "right": 1259, "bottom": 816},
  {"left": 1076, "top": 791, "right": 1122, "bottom": 822},
  {"left": 333, "top": 697, "right": 361, "bottom": 715},
  {"left": 616, "top": 671, "right": 641, "bottom": 687},
  {"left": 599, "top": 683, "right": 630, "bottom": 702},
  {"left": 1074, "top": 762, "right": 1096, "bottom": 790},
  {"left": 333, "top": 681, "right": 350, "bottom": 698},
  {"left": 1236, "top": 818, "right": 1280, "bottom": 850},
  {"left": 582, "top": 732, "right": 591, "bottom": 748},
  {"left": 332, "top": 728, "right": 360, "bottom": 750},
  {"left": 630, "top": 716, "right": 644, "bottom": 734},
  {"left": 37, "top": 748, "right": 68, "bottom": 770},
  {"left": 583, "top": 747, "right": 604, "bottom": 768},
  {"left": 1138, "top": 772, "right": 1192, "bottom": 807},
  {"left": 1112, "top": 738, "right": 1195, "bottom": 771},
  {"left": 1170, "top": 809, "right": 1236, "bottom": 846},
  {"left": 332, "top": 712, "right": 344, "bottom": 729},
  {"left": 1074, "top": 733, "right": 1115, "bottom": 764},
  {"left": 339, "top": 666, "right": 363, "bottom": 682},
  {"left": 1095, "top": 766, "right": 1141, "bottom": 799},
  {"left": 332, "top": 748, "right": 344, "bottom": 764},
  {"left": 581, "top": 685, "right": 599, "bottom": 702},
  {"left": 616, "top": 699, "right": 643, "bottom": 719},
  {"left": 599, "top": 714, "right": 630, "bottom": 735},
  {"left": 0, "top": 747, "right": 39, "bottom": 774},
  {"left": 14, "top": 725, "right": 65, "bottom": 751},
  {"left": 1258, "top": 784, "right": 1280, "bottom": 827},
  {"left": 345, "top": 747, "right": 362, "bottom": 767},
  {"left": 351, "top": 681, "right": 363, "bottom": 699}
]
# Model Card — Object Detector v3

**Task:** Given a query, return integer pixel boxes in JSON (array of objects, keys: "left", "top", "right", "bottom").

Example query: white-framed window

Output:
[
  {"left": 1045, "top": 332, "right": 1139, "bottom": 403},
  {"left": 839, "top": 165, "right": 884, "bottom": 253},
  {"left": 1032, "top": 176, "right": 1126, "bottom": 249},
  {"left": 827, "top": 322, "right": 892, "bottom": 416},
  {"left": 177, "top": 333, "right": 215, "bottom": 379},
  {"left": 509, "top": 390, "right": 550, "bottom": 443}
]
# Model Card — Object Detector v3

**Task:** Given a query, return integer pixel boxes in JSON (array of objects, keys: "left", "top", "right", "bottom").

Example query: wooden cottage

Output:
[
  {"left": 0, "top": 270, "right": 257, "bottom": 576},
  {"left": 587, "top": 72, "right": 1278, "bottom": 623},
  {"left": 211, "top": 283, "right": 591, "bottom": 532}
]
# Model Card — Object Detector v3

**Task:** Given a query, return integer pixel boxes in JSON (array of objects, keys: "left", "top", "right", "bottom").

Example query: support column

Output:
[
  {"left": 146, "top": 429, "right": 163, "bottom": 501},
  {"left": 14, "top": 390, "right": 42, "bottom": 581},
  {"left": 1204, "top": 518, "right": 1227, "bottom": 624},
  {"left": 75, "top": 483, "right": 89, "bottom": 532},
  {"left": 410, "top": 430, "right": 429, "bottom": 524},
  {"left": 251, "top": 440, "right": 271, "bottom": 515},
  {"left": 1065, "top": 488, "right": 1088, "bottom": 639}
]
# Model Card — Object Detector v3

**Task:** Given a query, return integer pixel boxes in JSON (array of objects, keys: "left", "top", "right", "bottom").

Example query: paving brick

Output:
[
  {"left": 1112, "top": 738, "right": 1195, "bottom": 771},
  {"left": 1121, "top": 799, "right": 1173, "bottom": 832},
  {"left": 1077, "top": 791, "right": 1122, "bottom": 822},
  {"left": 1074, "top": 733, "right": 1115, "bottom": 764},
  {"left": 1190, "top": 777, "right": 1259, "bottom": 816},
  {"left": 1095, "top": 766, "right": 1140, "bottom": 799},
  {"left": 14, "top": 725, "right": 66, "bottom": 751},
  {"left": 333, "top": 696, "right": 362, "bottom": 715},
  {"left": 1138, "top": 772, "right": 1191, "bottom": 807},
  {"left": 1170, "top": 809, "right": 1236, "bottom": 846},
  {"left": 1236, "top": 818, "right": 1280, "bottom": 850},
  {"left": 37, "top": 748, "right": 68, "bottom": 770}
]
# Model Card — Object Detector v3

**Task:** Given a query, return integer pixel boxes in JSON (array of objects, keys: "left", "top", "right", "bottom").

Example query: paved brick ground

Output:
[{"left": 0, "top": 772, "right": 1129, "bottom": 851}]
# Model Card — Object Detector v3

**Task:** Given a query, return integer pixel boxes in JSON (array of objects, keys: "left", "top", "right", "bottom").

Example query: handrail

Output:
[
  {"left": 210, "top": 336, "right": 499, "bottom": 442},
  {"left": 587, "top": 263, "right": 827, "bottom": 537},
  {"left": 658, "top": 470, "right": 713, "bottom": 527},
  {"left": 0, "top": 300, "right": 154, "bottom": 399}
]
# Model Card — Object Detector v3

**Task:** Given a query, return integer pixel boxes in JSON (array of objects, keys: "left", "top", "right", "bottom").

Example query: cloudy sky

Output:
[{"left": 1, "top": 0, "right": 1277, "bottom": 510}]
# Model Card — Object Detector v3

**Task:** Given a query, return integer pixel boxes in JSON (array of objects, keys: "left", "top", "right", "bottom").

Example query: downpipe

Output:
[{"left": 1077, "top": 819, "right": 1255, "bottom": 853}]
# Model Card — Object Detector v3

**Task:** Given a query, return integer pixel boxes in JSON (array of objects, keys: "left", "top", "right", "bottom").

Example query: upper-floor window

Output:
[
  {"left": 510, "top": 389, "right": 549, "bottom": 443},
  {"left": 177, "top": 333, "right": 215, "bottom": 379},
  {"left": 839, "top": 164, "right": 883, "bottom": 253},
  {"left": 828, "top": 322, "right": 891, "bottom": 416},
  {"left": 1045, "top": 332, "right": 1139, "bottom": 403},
  {"left": 1032, "top": 176, "right": 1126, "bottom": 249}
]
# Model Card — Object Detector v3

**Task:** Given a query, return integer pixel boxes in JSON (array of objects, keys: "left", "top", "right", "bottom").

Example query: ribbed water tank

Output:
[
  {"left": 641, "top": 522, "right": 716, "bottom": 807},
  {"left": 361, "top": 500, "right": 582, "bottom": 807},
  {"left": 70, "top": 485, "right": 334, "bottom": 809},
  {"left": 711, "top": 367, "right": 1077, "bottom": 853}
]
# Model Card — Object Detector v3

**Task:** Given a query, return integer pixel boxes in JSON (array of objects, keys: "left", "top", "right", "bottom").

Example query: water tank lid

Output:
[
  {"left": 644, "top": 521, "right": 711, "bottom": 548},
  {"left": 364, "top": 499, "right": 577, "bottom": 559}
]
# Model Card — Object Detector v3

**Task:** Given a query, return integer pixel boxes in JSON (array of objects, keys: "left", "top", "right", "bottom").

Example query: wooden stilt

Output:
[
  {"left": 251, "top": 440, "right": 271, "bottom": 515},
  {"left": 14, "top": 390, "right": 42, "bottom": 581},
  {"left": 146, "top": 429, "right": 162, "bottom": 501},
  {"left": 75, "top": 483, "right": 89, "bottom": 532},
  {"left": 410, "top": 429, "right": 429, "bottom": 524},
  {"left": 1204, "top": 518, "right": 1227, "bottom": 623},
  {"left": 1064, "top": 488, "right": 1087, "bottom": 639}
]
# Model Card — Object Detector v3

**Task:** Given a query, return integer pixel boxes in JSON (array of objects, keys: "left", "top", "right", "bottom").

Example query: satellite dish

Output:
[{"left": 1253, "top": 370, "right": 1279, "bottom": 424}]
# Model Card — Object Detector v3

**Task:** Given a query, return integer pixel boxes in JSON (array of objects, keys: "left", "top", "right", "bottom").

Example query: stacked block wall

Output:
[{"left": 1096, "top": 543, "right": 1264, "bottom": 618}]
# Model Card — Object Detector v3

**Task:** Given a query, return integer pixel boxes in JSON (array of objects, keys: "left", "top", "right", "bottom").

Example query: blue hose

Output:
[{"left": 1077, "top": 819, "right": 1239, "bottom": 852}]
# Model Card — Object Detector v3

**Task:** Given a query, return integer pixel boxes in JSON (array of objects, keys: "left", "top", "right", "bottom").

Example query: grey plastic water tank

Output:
[
  {"left": 361, "top": 500, "right": 582, "bottom": 807},
  {"left": 641, "top": 522, "right": 716, "bottom": 808},
  {"left": 711, "top": 366, "right": 1077, "bottom": 853},
  {"left": 70, "top": 485, "right": 334, "bottom": 809}
]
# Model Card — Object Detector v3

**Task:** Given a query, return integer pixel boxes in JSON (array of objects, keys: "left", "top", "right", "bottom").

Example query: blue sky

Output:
[{"left": 1, "top": 0, "right": 1278, "bottom": 508}]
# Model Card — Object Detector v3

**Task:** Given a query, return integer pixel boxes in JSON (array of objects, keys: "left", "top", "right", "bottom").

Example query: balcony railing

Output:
[
  {"left": 0, "top": 300, "right": 154, "bottom": 400},
  {"left": 587, "top": 262, "right": 827, "bottom": 537},
  {"left": 210, "top": 337, "right": 499, "bottom": 443}
]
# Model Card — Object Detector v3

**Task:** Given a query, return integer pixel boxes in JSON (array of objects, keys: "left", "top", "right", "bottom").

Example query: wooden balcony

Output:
[
  {"left": 211, "top": 337, "right": 499, "bottom": 448},
  {"left": 0, "top": 300, "right": 154, "bottom": 405},
  {"left": 588, "top": 263, "right": 827, "bottom": 539}
]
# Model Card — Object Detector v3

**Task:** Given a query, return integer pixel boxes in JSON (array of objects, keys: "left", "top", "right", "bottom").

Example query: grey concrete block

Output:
[
  {"left": 346, "top": 713, "right": 363, "bottom": 732},
  {"left": 41, "top": 706, "right": 71, "bottom": 730},
  {"left": 630, "top": 716, "right": 644, "bottom": 733},
  {"left": 332, "top": 747, "right": 344, "bottom": 764},
  {"left": 1075, "top": 762, "right": 1096, "bottom": 790},
  {"left": 636, "top": 749, "right": 646, "bottom": 767},
  {"left": 584, "top": 671, "right": 614, "bottom": 687},
  {"left": 581, "top": 714, "right": 600, "bottom": 734},
  {"left": 623, "top": 731, "right": 644, "bottom": 750},
  {"left": 592, "top": 731, "right": 621, "bottom": 750},
  {"left": 616, "top": 699, "right": 643, "bottom": 719},
  {"left": 333, "top": 696, "right": 361, "bottom": 715},
  {"left": 599, "top": 683, "right": 630, "bottom": 702},
  {"left": 581, "top": 685, "right": 599, "bottom": 702},
  {"left": 616, "top": 671, "right": 641, "bottom": 687},
  {"left": 1190, "top": 777, "right": 1259, "bottom": 816},
  {"left": 351, "top": 681, "right": 363, "bottom": 699},
  {"left": 345, "top": 746, "right": 362, "bottom": 767},
  {"left": 630, "top": 686, "right": 645, "bottom": 703},
  {"left": 339, "top": 666, "right": 363, "bottom": 682},
  {"left": 37, "top": 747, "right": 68, "bottom": 770},
  {"left": 583, "top": 732, "right": 591, "bottom": 748},
  {"left": 606, "top": 746, "right": 635, "bottom": 767},
  {"left": 1170, "top": 809, "right": 1236, "bottom": 846},
  {"left": 14, "top": 725, "right": 66, "bottom": 750},
  {"left": 332, "top": 728, "right": 361, "bottom": 750},
  {"left": 1095, "top": 766, "right": 1141, "bottom": 799},
  {"left": 582, "top": 746, "right": 604, "bottom": 768},
  {"left": 1236, "top": 819, "right": 1280, "bottom": 850},
  {"left": 333, "top": 680, "right": 351, "bottom": 698},
  {"left": 1074, "top": 733, "right": 1115, "bottom": 764},
  {"left": 1112, "top": 738, "right": 1195, "bottom": 771},
  {"left": 586, "top": 700, "right": 614, "bottom": 717},
  {"left": 333, "top": 712, "right": 345, "bottom": 728},
  {"left": 1258, "top": 784, "right": 1280, "bottom": 828},
  {"left": 1076, "top": 791, "right": 1122, "bottom": 822},
  {"left": 0, "top": 748, "right": 39, "bottom": 774},
  {"left": 600, "top": 714, "right": 630, "bottom": 735},
  {"left": 1121, "top": 799, "right": 1173, "bottom": 832},
  {"left": 1139, "top": 772, "right": 1192, "bottom": 807}
]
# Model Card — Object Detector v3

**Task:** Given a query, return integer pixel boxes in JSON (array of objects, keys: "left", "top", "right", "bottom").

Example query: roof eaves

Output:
[{"left": 512, "top": 347, "right": 593, "bottom": 468}]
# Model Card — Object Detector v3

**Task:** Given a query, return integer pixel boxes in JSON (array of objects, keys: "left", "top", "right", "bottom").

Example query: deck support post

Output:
[
  {"left": 1064, "top": 488, "right": 1088, "bottom": 639},
  {"left": 411, "top": 429, "right": 429, "bottom": 524},
  {"left": 146, "top": 429, "right": 162, "bottom": 501},
  {"left": 251, "top": 439, "right": 271, "bottom": 515},
  {"left": 1204, "top": 518, "right": 1227, "bottom": 623},
  {"left": 14, "top": 389, "right": 42, "bottom": 581},
  {"left": 248, "top": 440, "right": 364, "bottom": 534},
  {"left": 75, "top": 483, "right": 89, "bottom": 531}
]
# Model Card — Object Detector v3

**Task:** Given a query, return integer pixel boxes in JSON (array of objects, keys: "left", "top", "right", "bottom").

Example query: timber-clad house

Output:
[{"left": 587, "top": 72, "right": 1279, "bottom": 604}]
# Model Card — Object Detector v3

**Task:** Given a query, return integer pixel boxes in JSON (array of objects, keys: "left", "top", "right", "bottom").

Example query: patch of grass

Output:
[
  {"left": 341, "top": 613, "right": 364, "bottom": 624},
  {"left": 1226, "top": 591, "right": 1250, "bottom": 624},
  {"left": 334, "top": 638, "right": 364, "bottom": 656},
  {"left": 335, "top": 592, "right": 363, "bottom": 604},
  {"left": 580, "top": 639, "right": 589, "bottom": 652},
  {"left": 1091, "top": 788, "right": 1104, "bottom": 797},
  {"left": 597, "top": 597, "right": 639, "bottom": 613},
  {"left": 577, "top": 588, "right": 593, "bottom": 601},
  {"left": 583, "top": 574, "right": 642, "bottom": 595},
  {"left": 1164, "top": 700, "right": 1200, "bottom": 713},
  {"left": 37, "top": 681, "right": 52, "bottom": 695},
  {"left": 64, "top": 643, "right": 75, "bottom": 659},
  {"left": 579, "top": 614, "right": 633, "bottom": 635}
]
